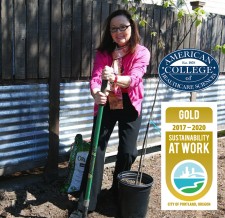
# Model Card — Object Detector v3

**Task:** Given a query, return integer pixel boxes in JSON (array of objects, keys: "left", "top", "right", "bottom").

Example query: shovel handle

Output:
[
  {"left": 101, "top": 79, "right": 108, "bottom": 94},
  {"left": 83, "top": 79, "right": 108, "bottom": 218}
]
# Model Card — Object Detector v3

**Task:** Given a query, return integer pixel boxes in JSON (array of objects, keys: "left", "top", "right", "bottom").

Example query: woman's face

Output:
[{"left": 110, "top": 15, "right": 131, "bottom": 47}]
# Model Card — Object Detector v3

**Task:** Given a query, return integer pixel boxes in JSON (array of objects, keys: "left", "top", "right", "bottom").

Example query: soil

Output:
[{"left": 0, "top": 137, "right": 225, "bottom": 218}]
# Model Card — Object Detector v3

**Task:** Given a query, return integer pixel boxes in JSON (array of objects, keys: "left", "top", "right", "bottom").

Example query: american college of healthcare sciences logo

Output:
[
  {"left": 158, "top": 49, "right": 219, "bottom": 91},
  {"left": 161, "top": 102, "right": 217, "bottom": 210}
]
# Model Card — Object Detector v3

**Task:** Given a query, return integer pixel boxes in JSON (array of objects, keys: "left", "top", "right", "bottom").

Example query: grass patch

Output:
[{"left": 218, "top": 130, "right": 225, "bottom": 138}]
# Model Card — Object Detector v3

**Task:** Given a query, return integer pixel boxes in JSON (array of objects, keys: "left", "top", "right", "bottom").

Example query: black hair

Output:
[{"left": 97, "top": 9, "right": 140, "bottom": 54}]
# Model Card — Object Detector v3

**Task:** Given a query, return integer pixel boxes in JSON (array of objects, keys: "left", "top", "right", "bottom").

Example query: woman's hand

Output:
[
  {"left": 93, "top": 91, "right": 108, "bottom": 105},
  {"left": 102, "top": 66, "right": 115, "bottom": 83},
  {"left": 101, "top": 65, "right": 131, "bottom": 88}
]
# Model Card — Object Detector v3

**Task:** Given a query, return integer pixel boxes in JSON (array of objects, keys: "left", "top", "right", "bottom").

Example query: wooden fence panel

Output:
[
  {"left": 211, "top": 15, "right": 223, "bottom": 69},
  {"left": 100, "top": 1, "right": 110, "bottom": 43},
  {"left": 81, "top": 0, "right": 92, "bottom": 78},
  {"left": 189, "top": 19, "right": 197, "bottom": 49},
  {"left": 195, "top": 19, "right": 202, "bottom": 50},
  {"left": 139, "top": 7, "right": 147, "bottom": 45},
  {"left": 165, "top": 8, "right": 173, "bottom": 54},
  {"left": 51, "top": 0, "right": 61, "bottom": 78},
  {"left": 109, "top": 1, "right": 120, "bottom": 14},
  {"left": 150, "top": 6, "right": 161, "bottom": 75},
  {"left": 72, "top": 0, "right": 82, "bottom": 78},
  {"left": 92, "top": 1, "right": 102, "bottom": 73},
  {"left": 177, "top": 18, "right": 185, "bottom": 50},
  {"left": 220, "top": 18, "right": 225, "bottom": 72},
  {"left": 14, "top": 0, "right": 26, "bottom": 79},
  {"left": 206, "top": 17, "right": 214, "bottom": 54},
  {"left": 61, "top": 0, "right": 72, "bottom": 78},
  {"left": 1, "top": 0, "right": 13, "bottom": 80},
  {"left": 171, "top": 11, "right": 178, "bottom": 51},
  {"left": 158, "top": 6, "right": 167, "bottom": 61},
  {"left": 1, "top": 1, "right": 225, "bottom": 82},
  {"left": 27, "top": 0, "right": 38, "bottom": 79},
  {"left": 200, "top": 18, "right": 208, "bottom": 51},
  {"left": 216, "top": 16, "right": 223, "bottom": 72},
  {"left": 39, "top": 0, "right": 50, "bottom": 78},
  {"left": 144, "top": 5, "right": 154, "bottom": 74},
  {"left": 183, "top": 16, "right": 191, "bottom": 48}
]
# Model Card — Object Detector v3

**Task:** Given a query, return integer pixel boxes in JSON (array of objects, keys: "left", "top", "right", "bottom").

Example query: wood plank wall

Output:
[{"left": 0, "top": 0, "right": 225, "bottom": 82}]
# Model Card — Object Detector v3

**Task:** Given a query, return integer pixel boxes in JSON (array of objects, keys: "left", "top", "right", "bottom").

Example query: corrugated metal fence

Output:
[
  {"left": 0, "top": 84, "right": 49, "bottom": 175},
  {"left": 59, "top": 79, "right": 190, "bottom": 155},
  {"left": 59, "top": 76, "right": 225, "bottom": 156},
  {"left": 1, "top": 77, "right": 225, "bottom": 175}
]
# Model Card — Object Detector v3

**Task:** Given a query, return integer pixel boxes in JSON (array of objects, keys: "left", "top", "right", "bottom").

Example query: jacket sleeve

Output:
[
  {"left": 128, "top": 46, "right": 150, "bottom": 88},
  {"left": 90, "top": 51, "right": 109, "bottom": 91}
]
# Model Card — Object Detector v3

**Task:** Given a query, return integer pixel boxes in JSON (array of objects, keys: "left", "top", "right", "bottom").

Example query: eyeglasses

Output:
[{"left": 110, "top": 25, "right": 131, "bottom": 33}]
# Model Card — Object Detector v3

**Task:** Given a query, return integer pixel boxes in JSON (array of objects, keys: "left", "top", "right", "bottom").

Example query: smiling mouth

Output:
[{"left": 116, "top": 37, "right": 125, "bottom": 40}]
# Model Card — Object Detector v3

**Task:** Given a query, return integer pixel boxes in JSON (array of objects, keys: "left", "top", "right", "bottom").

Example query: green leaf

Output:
[
  {"left": 194, "top": 7, "right": 206, "bottom": 16},
  {"left": 195, "top": 19, "right": 202, "bottom": 27},
  {"left": 222, "top": 44, "right": 225, "bottom": 54},
  {"left": 132, "top": 14, "right": 140, "bottom": 21},
  {"left": 177, "top": 9, "right": 185, "bottom": 23},
  {"left": 214, "top": 45, "right": 221, "bottom": 51},
  {"left": 178, "top": 9, "right": 185, "bottom": 19},
  {"left": 150, "top": 32, "right": 157, "bottom": 37},
  {"left": 129, "top": 6, "right": 137, "bottom": 14},
  {"left": 122, "top": 0, "right": 129, "bottom": 4},
  {"left": 139, "top": 19, "right": 147, "bottom": 27},
  {"left": 163, "top": 1, "right": 171, "bottom": 8}
]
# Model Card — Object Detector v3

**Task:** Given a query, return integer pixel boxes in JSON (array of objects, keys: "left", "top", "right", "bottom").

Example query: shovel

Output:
[{"left": 83, "top": 80, "right": 108, "bottom": 218}]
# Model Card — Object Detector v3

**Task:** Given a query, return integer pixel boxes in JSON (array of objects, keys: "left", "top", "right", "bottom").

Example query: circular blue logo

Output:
[
  {"left": 171, "top": 160, "right": 207, "bottom": 197},
  {"left": 158, "top": 49, "right": 219, "bottom": 91}
]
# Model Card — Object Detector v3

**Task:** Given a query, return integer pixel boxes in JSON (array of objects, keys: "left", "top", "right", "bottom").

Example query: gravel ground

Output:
[{"left": 0, "top": 137, "right": 224, "bottom": 218}]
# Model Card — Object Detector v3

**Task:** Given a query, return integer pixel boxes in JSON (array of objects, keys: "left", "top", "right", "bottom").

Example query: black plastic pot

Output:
[{"left": 117, "top": 171, "right": 153, "bottom": 218}]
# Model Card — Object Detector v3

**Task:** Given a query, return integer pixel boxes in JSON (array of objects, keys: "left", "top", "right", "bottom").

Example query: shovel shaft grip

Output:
[{"left": 101, "top": 79, "right": 108, "bottom": 93}]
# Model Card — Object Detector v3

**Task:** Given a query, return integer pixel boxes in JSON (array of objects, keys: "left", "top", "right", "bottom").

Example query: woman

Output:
[{"left": 70, "top": 9, "right": 150, "bottom": 218}]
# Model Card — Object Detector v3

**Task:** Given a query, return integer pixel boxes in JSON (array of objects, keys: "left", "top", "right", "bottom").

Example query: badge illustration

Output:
[
  {"left": 165, "top": 131, "right": 213, "bottom": 202},
  {"left": 158, "top": 49, "right": 219, "bottom": 91},
  {"left": 161, "top": 102, "right": 217, "bottom": 210},
  {"left": 171, "top": 160, "right": 207, "bottom": 197}
]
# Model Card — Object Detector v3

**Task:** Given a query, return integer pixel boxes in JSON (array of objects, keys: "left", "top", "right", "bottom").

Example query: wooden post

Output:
[
  {"left": 190, "top": 1, "right": 206, "bottom": 10},
  {"left": 44, "top": 0, "right": 61, "bottom": 183},
  {"left": 190, "top": 92, "right": 197, "bottom": 102}
]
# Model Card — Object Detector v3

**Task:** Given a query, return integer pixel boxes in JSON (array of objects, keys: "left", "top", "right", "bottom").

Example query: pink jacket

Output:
[{"left": 90, "top": 44, "right": 150, "bottom": 116}]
